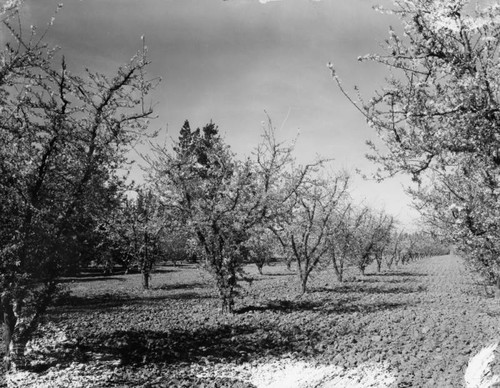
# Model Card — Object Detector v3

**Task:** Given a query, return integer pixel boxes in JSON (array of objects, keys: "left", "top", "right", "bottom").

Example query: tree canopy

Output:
[{"left": 332, "top": 0, "right": 500, "bottom": 287}]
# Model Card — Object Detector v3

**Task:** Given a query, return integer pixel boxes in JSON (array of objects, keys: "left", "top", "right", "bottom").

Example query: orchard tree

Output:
[
  {"left": 106, "top": 189, "right": 165, "bottom": 289},
  {"left": 161, "top": 228, "right": 193, "bottom": 266},
  {"left": 244, "top": 227, "right": 278, "bottom": 275},
  {"left": 384, "top": 229, "right": 405, "bottom": 269},
  {"left": 155, "top": 123, "right": 239, "bottom": 312},
  {"left": 273, "top": 173, "right": 350, "bottom": 294},
  {"left": 326, "top": 203, "right": 359, "bottom": 283},
  {"left": 331, "top": 0, "right": 500, "bottom": 287},
  {"left": 372, "top": 213, "right": 395, "bottom": 272},
  {"left": 0, "top": 8, "right": 157, "bottom": 368},
  {"left": 148, "top": 122, "right": 257, "bottom": 313},
  {"left": 351, "top": 208, "right": 393, "bottom": 276},
  {"left": 400, "top": 232, "right": 419, "bottom": 265},
  {"left": 148, "top": 119, "right": 324, "bottom": 311}
]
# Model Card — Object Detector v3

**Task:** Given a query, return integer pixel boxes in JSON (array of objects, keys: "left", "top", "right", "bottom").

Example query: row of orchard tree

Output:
[
  {"left": 331, "top": 0, "right": 500, "bottom": 292},
  {"left": 131, "top": 119, "right": 446, "bottom": 310}
]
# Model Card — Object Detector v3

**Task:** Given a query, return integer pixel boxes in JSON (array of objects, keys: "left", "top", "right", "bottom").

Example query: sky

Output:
[{"left": 9, "top": 0, "right": 420, "bottom": 227}]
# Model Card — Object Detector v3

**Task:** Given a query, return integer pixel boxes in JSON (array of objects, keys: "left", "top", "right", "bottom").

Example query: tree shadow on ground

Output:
[
  {"left": 331, "top": 283, "right": 427, "bottom": 295},
  {"left": 321, "top": 300, "right": 411, "bottom": 315},
  {"left": 29, "top": 296, "right": 413, "bottom": 377},
  {"left": 153, "top": 282, "right": 210, "bottom": 291},
  {"left": 36, "top": 323, "right": 300, "bottom": 371},
  {"left": 45, "top": 301, "right": 412, "bottom": 372},
  {"left": 366, "top": 272, "right": 427, "bottom": 277},
  {"left": 351, "top": 278, "right": 418, "bottom": 285},
  {"left": 347, "top": 277, "right": 417, "bottom": 285},
  {"left": 250, "top": 272, "right": 295, "bottom": 281},
  {"left": 235, "top": 298, "right": 326, "bottom": 314},
  {"left": 265, "top": 272, "right": 296, "bottom": 277},
  {"left": 235, "top": 296, "right": 411, "bottom": 316},
  {"left": 52, "top": 292, "right": 215, "bottom": 313},
  {"left": 59, "top": 276, "right": 126, "bottom": 284}
]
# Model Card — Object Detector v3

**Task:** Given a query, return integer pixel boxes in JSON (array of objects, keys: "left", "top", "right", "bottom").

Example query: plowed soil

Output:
[{"left": 4, "top": 255, "right": 500, "bottom": 387}]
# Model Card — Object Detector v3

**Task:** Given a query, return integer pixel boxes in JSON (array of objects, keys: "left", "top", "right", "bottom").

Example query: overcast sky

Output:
[{"left": 13, "top": 0, "right": 420, "bottom": 227}]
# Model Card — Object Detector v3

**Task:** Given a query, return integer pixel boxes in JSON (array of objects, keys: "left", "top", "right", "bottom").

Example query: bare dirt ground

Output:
[{"left": 3, "top": 255, "right": 500, "bottom": 387}]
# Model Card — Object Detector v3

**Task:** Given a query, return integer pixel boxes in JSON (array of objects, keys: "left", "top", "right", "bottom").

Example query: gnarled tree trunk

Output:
[
  {"left": 1, "top": 295, "right": 16, "bottom": 369},
  {"left": 1, "top": 295, "right": 28, "bottom": 370}
]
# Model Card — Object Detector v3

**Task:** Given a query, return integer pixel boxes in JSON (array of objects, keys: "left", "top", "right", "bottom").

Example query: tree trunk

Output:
[
  {"left": 219, "top": 281, "right": 235, "bottom": 314},
  {"left": 332, "top": 261, "right": 343, "bottom": 283},
  {"left": 220, "top": 294, "right": 234, "bottom": 314},
  {"left": 376, "top": 259, "right": 382, "bottom": 273},
  {"left": 331, "top": 251, "right": 344, "bottom": 283},
  {"left": 142, "top": 270, "right": 150, "bottom": 290},
  {"left": 1, "top": 296, "right": 16, "bottom": 369},
  {"left": 216, "top": 258, "right": 237, "bottom": 314},
  {"left": 7, "top": 336, "right": 28, "bottom": 370},
  {"left": 1, "top": 296, "right": 28, "bottom": 370},
  {"left": 495, "top": 277, "right": 500, "bottom": 298},
  {"left": 386, "top": 255, "right": 393, "bottom": 270},
  {"left": 256, "top": 263, "right": 263, "bottom": 275},
  {"left": 299, "top": 271, "right": 309, "bottom": 295}
]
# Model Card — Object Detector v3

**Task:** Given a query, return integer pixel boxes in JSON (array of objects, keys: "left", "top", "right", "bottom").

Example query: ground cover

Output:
[{"left": 2, "top": 255, "right": 500, "bottom": 387}]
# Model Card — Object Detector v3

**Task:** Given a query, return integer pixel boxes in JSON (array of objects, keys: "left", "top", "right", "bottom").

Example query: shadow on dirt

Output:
[
  {"left": 59, "top": 276, "right": 126, "bottom": 284},
  {"left": 352, "top": 278, "right": 419, "bottom": 285},
  {"left": 37, "top": 323, "right": 299, "bottom": 370},
  {"left": 265, "top": 272, "right": 296, "bottom": 277},
  {"left": 235, "top": 299, "right": 326, "bottom": 313},
  {"left": 366, "top": 272, "right": 428, "bottom": 277},
  {"left": 153, "top": 282, "right": 210, "bottom": 291},
  {"left": 39, "top": 298, "right": 412, "bottom": 372},
  {"left": 235, "top": 296, "right": 411, "bottom": 316},
  {"left": 53, "top": 292, "right": 215, "bottom": 313},
  {"left": 330, "top": 283, "right": 427, "bottom": 295}
]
